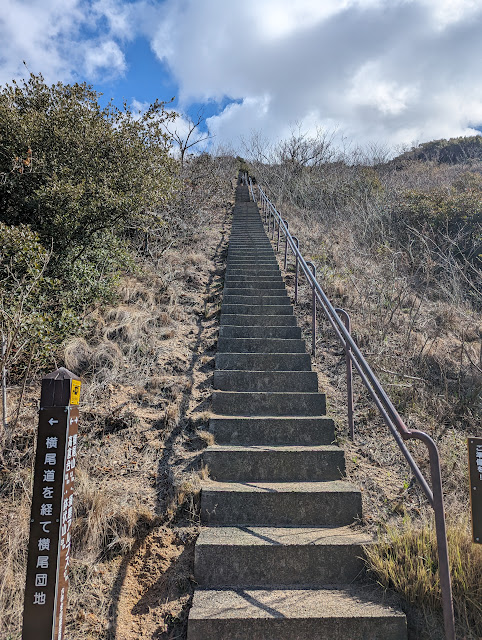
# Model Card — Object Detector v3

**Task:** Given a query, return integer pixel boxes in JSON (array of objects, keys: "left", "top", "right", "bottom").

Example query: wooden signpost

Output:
[
  {"left": 468, "top": 437, "right": 482, "bottom": 544},
  {"left": 22, "top": 368, "right": 81, "bottom": 640}
]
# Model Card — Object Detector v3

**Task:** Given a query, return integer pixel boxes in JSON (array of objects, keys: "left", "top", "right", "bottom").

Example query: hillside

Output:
[
  {"left": 392, "top": 134, "right": 482, "bottom": 165},
  {"left": 1, "top": 89, "right": 481, "bottom": 640},
  {"left": 0, "top": 158, "right": 235, "bottom": 639},
  {"left": 247, "top": 131, "right": 481, "bottom": 638}
]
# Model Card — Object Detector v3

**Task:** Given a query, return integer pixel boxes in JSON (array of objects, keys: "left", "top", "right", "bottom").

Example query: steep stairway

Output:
[{"left": 187, "top": 182, "right": 407, "bottom": 639}]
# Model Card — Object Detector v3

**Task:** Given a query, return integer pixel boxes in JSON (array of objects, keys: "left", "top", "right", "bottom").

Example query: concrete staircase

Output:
[{"left": 187, "top": 183, "right": 407, "bottom": 639}]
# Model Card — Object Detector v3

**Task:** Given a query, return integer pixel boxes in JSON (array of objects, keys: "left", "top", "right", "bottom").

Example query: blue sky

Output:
[
  {"left": 96, "top": 38, "right": 178, "bottom": 109},
  {"left": 1, "top": 0, "right": 482, "bottom": 154},
  {"left": 93, "top": 36, "right": 234, "bottom": 130}
]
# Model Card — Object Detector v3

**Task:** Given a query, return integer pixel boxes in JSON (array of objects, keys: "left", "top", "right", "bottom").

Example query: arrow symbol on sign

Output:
[{"left": 48, "top": 418, "right": 59, "bottom": 426}]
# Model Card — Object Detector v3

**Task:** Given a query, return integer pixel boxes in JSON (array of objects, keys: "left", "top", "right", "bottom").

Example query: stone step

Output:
[
  {"left": 212, "top": 391, "right": 326, "bottom": 416},
  {"left": 228, "top": 256, "right": 275, "bottom": 261},
  {"left": 223, "top": 287, "right": 286, "bottom": 295},
  {"left": 225, "top": 269, "right": 282, "bottom": 275},
  {"left": 227, "top": 264, "right": 279, "bottom": 270},
  {"left": 226, "top": 262, "right": 281, "bottom": 268},
  {"left": 228, "top": 256, "right": 277, "bottom": 260},
  {"left": 194, "top": 526, "right": 372, "bottom": 587},
  {"left": 221, "top": 304, "right": 293, "bottom": 315},
  {"left": 229, "top": 251, "right": 273, "bottom": 255},
  {"left": 228, "top": 251, "right": 275, "bottom": 257},
  {"left": 228, "top": 246, "right": 272, "bottom": 250},
  {"left": 223, "top": 295, "right": 290, "bottom": 306},
  {"left": 227, "top": 260, "right": 277, "bottom": 266},
  {"left": 220, "top": 314, "right": 297, "bottom": 326},
  {"left": 215, "top": 353, "right": 312, "bottom": 371},
  {"left": 203, "top": 445, "right": 344, "bottom": 481},
  {"left": 228, "top": 254, "right": 276, "bottom": 259},
  {"left": 225, "top": 272, "right": 282, "bottom": 279},
  {"left": 223, "top": 288, "right": 288, "bottom": 298},
  {"left": 227, "top": 253, "right": 279, "bottom": 267},
  {"left": 187, "top": 587, "right": 407, "bottom": 640},
  {"left": 224, "top": 279, "right": 285, "bottom": 288},
  {"left": 219, "top": 325, "right": 301, "bottom": 339},
  {"left": 227, "top": 260, "right": 276, "bottom": 265},
  {"left": 213, "top": 369, "right": 317, "bottom": 392},
  {"left": 226, "top": 263, "right": 279, "bottom": 269},
  {"left": 200, "top": 481, "right": 361, "bottom": 526},
  {"left": 228, "top": 244, "right": 273, "bottom": 248},
  {"left": 217, "top": 337, "right": 304, "bottom": 353},
  {"left": 209, "top": 416, "right": 335, "bottom": 446}
]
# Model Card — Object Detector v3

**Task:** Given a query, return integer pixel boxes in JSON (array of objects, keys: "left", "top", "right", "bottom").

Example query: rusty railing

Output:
[{"left": 243, "top": 173, "right": 456, "bottom": 640}]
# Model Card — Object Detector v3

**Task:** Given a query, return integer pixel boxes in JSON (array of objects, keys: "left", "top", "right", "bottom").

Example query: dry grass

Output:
[
  {"left": 365, "top": 518, "right": 482, "bottom": 639},
  {"left": 0, "top": 157, "right": 234, "bottom": 639},
  {"left": 0, "top": 486, "right": 30, "bottom": 636},
  {"left": 267, "top": 157, "right": 481, "bottom": 638}
]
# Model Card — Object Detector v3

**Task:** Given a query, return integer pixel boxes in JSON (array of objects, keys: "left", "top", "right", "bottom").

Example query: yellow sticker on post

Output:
[{"left": 70, "top": 379, "right": 81, "bottom": 405}]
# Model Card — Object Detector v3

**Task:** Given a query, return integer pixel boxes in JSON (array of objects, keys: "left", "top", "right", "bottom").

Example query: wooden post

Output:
[
  {"left": 22, "top": 368, "right": 81, "bottom": 640},
  {"left": 1, "top": 332, "right": 7, "bottom": 429},
  {"left": 468, "top": 437, "right": 482, "bottom": 544}
]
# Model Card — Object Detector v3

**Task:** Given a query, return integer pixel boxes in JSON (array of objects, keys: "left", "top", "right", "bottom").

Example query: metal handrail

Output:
[{"left": 248, "top": 174, "right": 456, "bottom": 640}]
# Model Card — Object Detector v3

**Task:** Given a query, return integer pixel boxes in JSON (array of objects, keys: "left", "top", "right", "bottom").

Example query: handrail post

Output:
[
  {"left": 293, "top": 237, "right": 300, "bottom": 304},
  {"left": 276, "top": 217, "right": 281, "bottom": 251},
  {"left": 271, "top": 212, "right": 276, "bottom": 240},
  {"left": 336, "top": 308, "right": 355, "bottom": 440},
  {"left": 284, "top": 221, "right": 289, "bottom": 269},
  {"left": 2, "top": 332, "right": 7, "bottom": 430},
  {"left": 306, "top": 261, "right": 317, "bottom": 356},
  {"left": 407, "top": 431, "right": 456, "bottom": 640}
]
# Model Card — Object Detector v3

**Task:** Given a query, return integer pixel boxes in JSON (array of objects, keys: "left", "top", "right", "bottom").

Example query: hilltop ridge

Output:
[{"left": 392, "top": 134, "right": 482, "bottom": 165}]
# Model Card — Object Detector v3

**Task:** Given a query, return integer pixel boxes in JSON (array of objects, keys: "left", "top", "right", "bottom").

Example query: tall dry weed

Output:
[{"left": 365, "top": 518, "right": 482, "bottom": 639}]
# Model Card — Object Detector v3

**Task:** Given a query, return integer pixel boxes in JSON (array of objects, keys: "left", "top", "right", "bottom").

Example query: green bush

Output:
[
  {"left": 0, "top": 73, "right": 178, "bottom": 380},
  {"left": 0, "top": 74, "right": 177, "bottom": 270},
  {"left": 0, "top": 223, "right": 54, "bottom": 377}
]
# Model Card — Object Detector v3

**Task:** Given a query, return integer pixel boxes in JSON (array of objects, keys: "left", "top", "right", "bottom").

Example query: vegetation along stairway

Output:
[{"left": 187, "top": 181, "right": 408, "bottom": 639}]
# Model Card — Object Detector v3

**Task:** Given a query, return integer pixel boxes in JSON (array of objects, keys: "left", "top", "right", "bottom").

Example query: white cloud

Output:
[
  {"left": 84, "top": 39, "right": 126, "bottom": 78},
  {"left": 148, "top": 0, "right": 482, "bottom": 151},
  {"left": 92, "top": 0, "right": 133, "bottom": 40},
  {"left": 419, "top": 0, "right": 482, "bottom": 28},
  {"left": 2, "top": 1, "right": 482, "bottom": 152},
  {"left": 0, "top": 0, "right": 84, "bottom": 83},
  {"left": 349, "top": 62, "right": 419, "bottom": 117},
  {"left": 0, "top": 0, "right": 136, "bottom": 85}
]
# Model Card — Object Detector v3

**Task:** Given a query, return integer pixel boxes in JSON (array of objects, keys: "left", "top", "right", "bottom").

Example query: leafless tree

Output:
[{"left": 164, "top": 108, "right": 214, "bottom": 169}]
